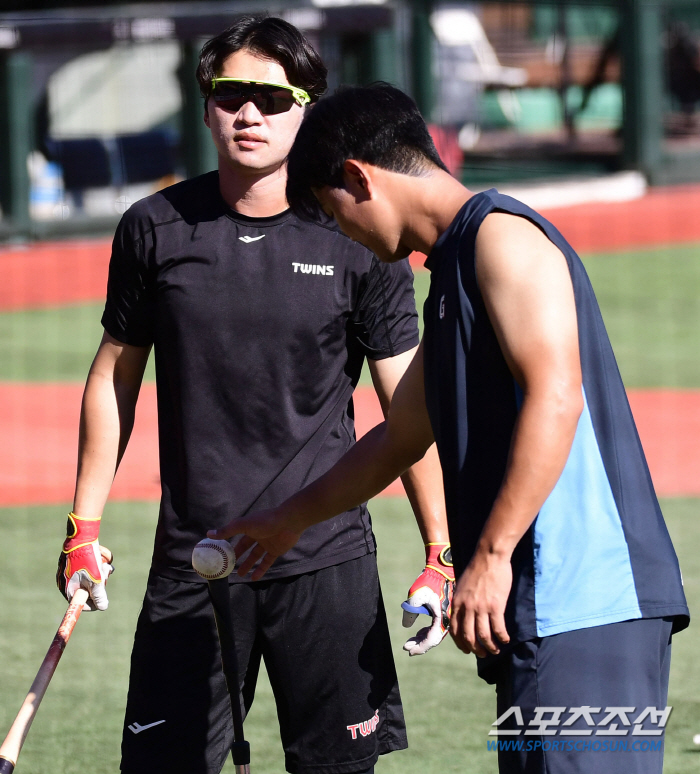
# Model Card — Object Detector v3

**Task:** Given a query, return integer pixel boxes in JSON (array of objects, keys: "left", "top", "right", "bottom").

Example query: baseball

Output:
[{"left": 192, "top": 538, "right": 235, "bottom": 580}]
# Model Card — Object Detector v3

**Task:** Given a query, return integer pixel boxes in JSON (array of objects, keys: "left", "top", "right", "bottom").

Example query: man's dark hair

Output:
[
  {"left": 197, "top": 15, "right": 327, "bottom": 104},
  {"left": 286, "top": 83, "right": 447, "bottom": 221}
]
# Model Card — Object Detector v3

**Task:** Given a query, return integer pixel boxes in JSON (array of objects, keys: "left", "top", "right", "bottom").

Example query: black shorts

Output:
[
  {"left": 480, "top": 617, "right": 673, "bottom": 774},
  {"left": 120, "top": 553, "right": 407, "bottom": 774}
]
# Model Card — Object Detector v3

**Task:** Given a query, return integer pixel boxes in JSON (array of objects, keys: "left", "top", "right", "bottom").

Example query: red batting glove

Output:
[
  {"left": 402, "top": 543, "right": 455, "bottom": 656},
  {"left": 57, "top": 513, "right": 114, "bottom": 611}
]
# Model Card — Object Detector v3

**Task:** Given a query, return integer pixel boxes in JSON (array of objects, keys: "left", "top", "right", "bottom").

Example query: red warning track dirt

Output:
[
  {"left": 538, "top": 184, "right": 700, "bottom": 254},
  {"left": 0, "top": 382, "right": 402, "bottom": 506},
  {"left": 0, "top": 382, "right": 697, "bottom": 507},
  {"left": 0, "top": 382, "right": 159, "bottom": 507},
  {"left": 0, "top": 239, "right": 110, "bottom": 311}
]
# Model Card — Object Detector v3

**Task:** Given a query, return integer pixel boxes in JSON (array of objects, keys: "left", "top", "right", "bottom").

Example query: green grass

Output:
[
  {"left": 0, "top": 303, "right": 103, "bottom": 381},
  {"left": 3, "top": 245, "right": 700, "bottom": 390},
  {"left": 2, "top": 242, "right": 699, "bottom": 770},
  {"left": 0, "top": 498, "right": 697, "bottom": 773},
  {"left": 0, "top": 303, "right": 155, "bottom": 382},
  {"left": 582, "top": 244, "right": 700, "bottom": 388},
  {"left": 365, "top": 247, "right": 700, "bottom": 389}
]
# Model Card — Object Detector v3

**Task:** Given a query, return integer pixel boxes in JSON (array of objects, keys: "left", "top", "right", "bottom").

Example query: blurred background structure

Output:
[{"left": 1, "top": 0, "right": 700, "bottom": 238}]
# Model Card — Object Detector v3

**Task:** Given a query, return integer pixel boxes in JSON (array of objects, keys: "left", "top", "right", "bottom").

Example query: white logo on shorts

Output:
[
  {"left": 439, "top": 295, "right": 446, "bottom": 319},
  {"left": 128, "top": 720, "right": 166, "bottom": 734}
]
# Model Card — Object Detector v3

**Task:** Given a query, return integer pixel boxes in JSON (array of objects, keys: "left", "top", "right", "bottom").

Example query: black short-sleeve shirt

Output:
[{"left": 102, "top": 172, "right": 419, "bottom": 582}]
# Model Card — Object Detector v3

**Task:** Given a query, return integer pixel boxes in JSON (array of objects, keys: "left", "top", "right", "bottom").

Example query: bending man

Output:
[{"left": 211, "top": 83, "right": 689, "bottom": 774}]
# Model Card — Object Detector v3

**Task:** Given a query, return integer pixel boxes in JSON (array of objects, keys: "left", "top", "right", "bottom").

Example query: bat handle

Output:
[
  {"left": 0, "top": 588, "right": 89, "bottom": 771},
  {"left": 0, "top": 756, "right": 15, "bottom": 774},
  {"left": 232, "top": 740, "right": 250, "bottom": 773},
  {"left": 207, "top": 580, "right": 251, "bottom": 772}
]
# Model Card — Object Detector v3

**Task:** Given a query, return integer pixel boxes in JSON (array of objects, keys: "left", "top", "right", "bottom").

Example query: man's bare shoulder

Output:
[
  {"left": 475, "top": 209, "right": 567, "bottom": 285},
  {"left": 478, "top": 210, "right": 556, "bottom": 251}
]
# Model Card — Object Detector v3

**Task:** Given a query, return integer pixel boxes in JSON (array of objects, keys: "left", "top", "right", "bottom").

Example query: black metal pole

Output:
[
  {"left": 411, "top": 0, "right": 435, "bottom": 120},
  {"left": 0, "top": 50, "right": 33, "bottom": 235}
]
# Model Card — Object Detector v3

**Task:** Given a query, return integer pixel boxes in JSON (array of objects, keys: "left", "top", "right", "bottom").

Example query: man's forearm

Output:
[
  {"left": 399, "top": 444, "right": 449, "bottom": 543},
  {"left": 213, "top": 340, "right": 436, "bottom": 577},
  {"left": 368, "top": 346, "right": 448, "bottom": 543},
  {"left": 283, "top": 420, "right": 428, "bottom": 533},
  {"left": 72, "top": 370, "right": 139, "bottom": 519}
]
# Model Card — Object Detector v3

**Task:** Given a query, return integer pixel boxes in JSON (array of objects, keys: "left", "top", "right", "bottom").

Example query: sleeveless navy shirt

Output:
[{"left": 423, "top": 190, "right": 689, "bottom": 643}]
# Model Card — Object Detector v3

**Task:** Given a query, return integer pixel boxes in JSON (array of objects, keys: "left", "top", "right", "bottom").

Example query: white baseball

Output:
[
  {"left": 693, "top": 733, "right": 700, "bottom": 745},
  {"left": 192, "top": 538, "right": 235, "bottom": 580}
]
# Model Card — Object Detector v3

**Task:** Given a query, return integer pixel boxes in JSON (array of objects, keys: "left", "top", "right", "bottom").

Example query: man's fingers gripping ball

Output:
[
  {"left": 207, "top": 508, "right": 305, "bottom": 579},
  {"left": 191, "top": 538, "right": 235, "bottom": 580},
  {"left": 56, "top": 512, "right": 115, "bottom": 612},
  {"left": 402, "top": 543, "right": 455, "bottom": 656}
]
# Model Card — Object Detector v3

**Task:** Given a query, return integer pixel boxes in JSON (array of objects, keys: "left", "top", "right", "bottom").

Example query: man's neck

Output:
[
  {"left": 218, "top": 160, "right": 289, "bottom": 217},
  {"left": 395, "top": 170, "right": 473, "bottom": 256}
]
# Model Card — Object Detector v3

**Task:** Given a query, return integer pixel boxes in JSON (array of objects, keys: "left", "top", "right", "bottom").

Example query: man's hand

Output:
[
  {"left": 208, "top": 509, "right": 303, "bottom": 581},
  {"left": 449, "top": 548, "right": 512, "bottom": 658},
  {"left": 402, "top": 543, "right": 455, "bottom": 656},
  {"left": 57, "top": 512, "right": 114, "bottom": 611}
]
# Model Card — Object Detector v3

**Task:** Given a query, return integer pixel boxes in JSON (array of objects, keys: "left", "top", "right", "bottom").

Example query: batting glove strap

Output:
[
  {"left": 422, "top": 542, "right": 455, "bottom": 581},
  {"left": 63, "top": 511, "right": 100, "bottom": 542}
]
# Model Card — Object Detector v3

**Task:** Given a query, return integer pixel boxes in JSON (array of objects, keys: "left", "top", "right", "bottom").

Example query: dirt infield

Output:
[
  {"left": 0, "top": 382, "right": 159, "bottom": 506},
  {"left": 1, "top": 382, "right": 697, "bottom": 507},
  {"left": 0, "top": 383, "right": 404, "bottom": 506}
]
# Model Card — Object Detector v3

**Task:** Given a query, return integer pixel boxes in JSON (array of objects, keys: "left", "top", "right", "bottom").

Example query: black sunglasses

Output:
[{"left": 211, "top": 78, "right": 311, "bottom": 115}]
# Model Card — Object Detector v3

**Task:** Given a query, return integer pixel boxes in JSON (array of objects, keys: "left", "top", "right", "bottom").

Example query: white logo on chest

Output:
[
  {"left": 292, "top": 262, "right": 334, "bottom": 276},
  {"left": 239, "top": 235, "right": 265, "bottom": 243}
]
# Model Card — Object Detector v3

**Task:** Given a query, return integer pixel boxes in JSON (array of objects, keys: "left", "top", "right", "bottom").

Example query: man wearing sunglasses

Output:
[{"left": 57, "top": 14, "right": 451, "bottom": 774}]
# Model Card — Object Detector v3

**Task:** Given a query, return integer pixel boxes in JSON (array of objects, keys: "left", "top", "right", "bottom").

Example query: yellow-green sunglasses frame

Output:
[{"left": 211, "top": 78, "right": 311, "bottom": 109}]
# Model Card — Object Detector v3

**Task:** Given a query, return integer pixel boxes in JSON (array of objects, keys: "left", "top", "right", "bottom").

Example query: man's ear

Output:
[{"left": 342, "top": 159, "right": 373, "bottom": 202}]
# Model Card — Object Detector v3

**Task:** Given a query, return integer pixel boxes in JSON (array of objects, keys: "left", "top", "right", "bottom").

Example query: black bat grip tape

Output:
[
  {"left": 207, "top": 578, "right": 248, "bottom": 745},
  {"left": 232, "top": 740, "right": 251, "bottom": 765}
]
